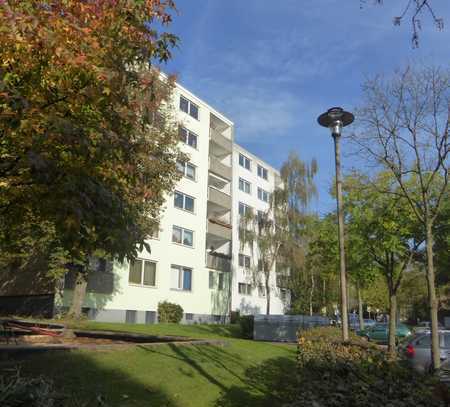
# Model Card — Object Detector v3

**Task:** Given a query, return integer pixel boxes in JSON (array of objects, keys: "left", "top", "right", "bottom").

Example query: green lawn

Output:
[{"left": 11, "top": 322, "right": 297, "bottom": 407}]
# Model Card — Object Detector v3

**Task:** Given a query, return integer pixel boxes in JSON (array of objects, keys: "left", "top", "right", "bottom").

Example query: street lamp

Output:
[{"left": 317, "top": 107, "right": 354, "bottom": 341}]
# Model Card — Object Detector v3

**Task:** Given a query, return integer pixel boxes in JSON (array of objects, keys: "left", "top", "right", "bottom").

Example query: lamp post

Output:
[{"left": 317, "top": 107, "right": 354, "bottom": 341}]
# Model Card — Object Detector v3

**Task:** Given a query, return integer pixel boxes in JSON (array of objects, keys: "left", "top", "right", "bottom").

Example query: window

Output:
[
  {"left": 258, "top": 259, "right": 264, "bottom": 272},
  {"left": 238, "top": 253, "right": 251, "bottom": 269},
  {"left": 179, "top": 126, "right": 198, "bottom": 149},
  {"left": 185, "top": 313, "right": 194, "bottom": 321},
  {"left": 176, "top": 160, "right": 196, "bottom": 181},
  {"left": 238, "top": 202, "right": 252, "bottom": 216},
  {"left": 258, "top": 285, "right": 266, "bottom": 298},
  {"left": 174, "top": 191, "right": 195, "bottom": 213},
  {"left": 257, "top": 188, "right": 270, "bottom": 203},
  {"left": 257, "top": 210, "right": 265, "bottom": 223},
  {"left": 239, "top": 178, "right": 251, "bottom": 194},
  {"left": 209, "top": 271, "right": 224, "bottom": 290},
  {"left": 128, "top": 259, "right": 156, "bottom": 287},
  {"left": 171, "top": 265, "right": 192, "bottom": 291},
  {"left": 145, "top": 311, "right": 156, "bottom": 324},
  {"left": 238, "top": 283, "right": 252, "bottom": 295},
  {"left": 179, "top": 95, "right": 199, "bottom": 120},
  {"left": 280, "top": 288, "right": 287, "bottom": 301},
  {"left": 125, "top": 310, "right": 137, "bottom": 323},
  {"left": 416, "top": 335, "right": 431, "bottom": 348},
  {"left": 239, "top": 153, "right": 251, "bottom": 170},
  {"left": 257, "top": 165, "right": 268, "bottom": 180},
  {"left": 172, "top": 226, "right": 194, "bottom": 247}
]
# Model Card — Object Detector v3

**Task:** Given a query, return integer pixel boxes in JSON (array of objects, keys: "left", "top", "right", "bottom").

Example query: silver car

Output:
[{"left": 404, "top": 330, "right": 450, "bottom": 375}]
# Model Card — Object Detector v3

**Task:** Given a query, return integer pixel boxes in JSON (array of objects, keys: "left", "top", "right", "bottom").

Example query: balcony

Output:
[
  {"left": 206, "top": 253, "right": 231, "bottom": 273},
  {"left": 207, "top": 218, "right": 232, "bottom": 241},
  {"left": 210, "top": 128, "right": 232, "bottom": 155},
  {"left": 209, "top": 157, "right": 232, "bottom": 181},
  {"left": 208, "top": 186, "right": 231, "bottom": 210}
]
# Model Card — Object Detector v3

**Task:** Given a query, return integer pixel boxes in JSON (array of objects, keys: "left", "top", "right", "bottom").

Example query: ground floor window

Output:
[
  {"left": 238, "top": 282, "right": 252, "bottom": 295},
  {"left": 171, "top": 265, "right": 192, "bottom": 291},
  {"left": 129, "top": 259, "right": 156, "bottom": 287}
]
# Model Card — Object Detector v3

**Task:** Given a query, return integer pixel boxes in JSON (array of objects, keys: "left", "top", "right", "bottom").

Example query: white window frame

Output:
[
  {"left": 172, "top": 225, "right": 194, "bottom": 247},
  {"left": 176, "top": 160, "right": 197, "bottom": 181},
  {"left": 238, "top": 178, "right": 251, "bottom": 194},
  {"left": 179, "top": 126, "right": 198, "bottom": 149},
  {"left": 238, "top": 253, "right": 251, "bottom": 269},
  {"left": 257, "top": 165, "right": 268, "bottom": 180},
  {"left": 257, "top": 187, "right": 269, "bottom": 203},
  {"left": 238, "top": 282, "right": 252, "bottom": 296},
  {"left": 179, "top": 95, "right": 199, "bottom": 120},
  {"left": 238, "top": 202, "right": 252, "bottom": 217},
  {"left": 171, "top": 264, "right": 193, "bottom": 291},
  {"left": 128, "top": 259, "right": 157, "bottom": 287},
  {"left": 239, "top": 153, "right": 251, "bottom": 171},
  {"left": 174, "top": 191, "right": 195, "bottom": 213}
]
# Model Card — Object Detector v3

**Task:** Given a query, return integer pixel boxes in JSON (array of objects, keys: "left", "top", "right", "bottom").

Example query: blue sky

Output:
[{"left": 164, "top": 0, "right": 449, "bottom": 215}]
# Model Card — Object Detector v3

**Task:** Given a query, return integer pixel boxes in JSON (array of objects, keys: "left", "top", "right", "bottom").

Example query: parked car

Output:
[
  {"left": 349, "top": 318, "right": 376, "bottom": 331},
  {"left": 357, "top": 323, "right": 412, "bottom": 343},
  {"left": 414, "top": 321, "right": 444, "bottom": 334},
  {"left": 402, "top": 331, "right": 450, "bottom": 375}
]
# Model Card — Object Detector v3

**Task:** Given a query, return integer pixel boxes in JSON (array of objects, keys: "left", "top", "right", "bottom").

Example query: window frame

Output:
[
  {"left": 176, "top": 160, "right": 197, "bottom": 181},
  {"left": 171, "top": 264, "right": 193, "bottom": 291},
  {"left": 179, "top": 95, "right": 199, "bottom": 120},
  {"left": 172, "top": 225, "right": 194, "bottom": 248},
  {"left": 257, "top": 187, "right": 270, "bottom": 203},
  {"left": 238, "top": 253, "right": 251, "bottom": 269},
  {"left": 238, "top": 202, "right": 252, "bottom": 217},
  {"left": 128, "top": 258, "right": 157, "bottom": 288},
  {"left": 238, "top": 282, "right": 252, "bottom": 296},
  {"left": 179, "top": 126, "right": 198, "bottom": 149},
  {"left": 239, "top": 153, "right": 251, "bottom": 171},
  {"left": 238, "top": 177, "right": 251, "bottom": 194},
  {"left": 257, "top": 165, "right": 268, "bottom": 180},
  {"left": 174, "top": 191, "right": 195, "bottom": 213}
]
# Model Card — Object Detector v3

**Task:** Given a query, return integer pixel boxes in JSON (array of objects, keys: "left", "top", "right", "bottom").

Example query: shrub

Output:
[
  {"left": 287, "top": 327, "right": 447, "bottom": 407},
  {"left": 230, "top": 310, "right": 240, "bottom": 324},
  {"left": 157, "top": 301, "right": 183, "bottom": 323},
  {"left": 239, "top": 315, "right": 254, "bottom": 339}
]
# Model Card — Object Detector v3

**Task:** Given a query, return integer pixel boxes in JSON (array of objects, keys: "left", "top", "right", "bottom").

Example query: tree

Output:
[
  {"left": 0, "top": 1, "right": 182, "bottom": 317},
  {"left": 352, "top": 66, "right": 449, "bottom": 366},
  {"left": 344, "top": 171, "right": 420, "bottom": 357},
  {"left": 239, "top": 152, "right": 317, "bottom": 315},
  {"left": 361, "top": 0, "right": 445, "bottom": 47}
]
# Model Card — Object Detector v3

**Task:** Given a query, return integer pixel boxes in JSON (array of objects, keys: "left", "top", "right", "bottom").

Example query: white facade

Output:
[{"left": 60, "top": 80, "right": 288, "bottom": 323}]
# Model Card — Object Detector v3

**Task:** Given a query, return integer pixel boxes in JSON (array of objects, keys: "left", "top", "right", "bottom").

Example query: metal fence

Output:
[{"left": 253, "top": 314, "right": 330, "bottom": 342}]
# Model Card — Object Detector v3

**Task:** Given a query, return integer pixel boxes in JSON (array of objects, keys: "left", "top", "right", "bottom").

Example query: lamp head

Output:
[{"left": 317, "top": 107, "right": 354, "bottom": 136}]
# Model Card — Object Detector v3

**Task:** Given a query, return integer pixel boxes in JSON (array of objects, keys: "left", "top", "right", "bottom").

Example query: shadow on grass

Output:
[{"left": 7, "top": 351, "right": 175, "bottom": 407}]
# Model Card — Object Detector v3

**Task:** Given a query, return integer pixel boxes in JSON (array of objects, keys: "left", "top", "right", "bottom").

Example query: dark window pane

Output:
[
  {"left": 209, "top": 271, "right": 214, "bottom": 289},
  {"left": 183, "top": 268, "right": 192, "bottom": 290},
  {"left": 189, "top": 103, "right": 198, "bottom": 119},
  {"left": 218, "top": 273, "right": 224, "bottom": 290},
  {"left": 174, "top": 192, "right": 184, "bottom": 209},
  {"left": 188, "top": 132, "right": 197, "bottom": 148},
  {"left": 416, "top": 335, "right": 431, "bottom": 348},
  {"left": 172, "top": 226, "right": 182, "bottom": 244},
  {"left": 239, "top": 154, "right": 244, "bottom": 167},
  {"left": 143, "top": 261, "right": 156, "bottom": 286},
  {"left": 180, "top": 96, "right": 189, "bottom": 113},
  {"left": 179, "top": 127, "right": 187, "bottom": 142},
  {"left": 183, "top": 229, "right": 193, "bottom": 246},
  {"left": 176, "top": 160, "right": 185, "bottom": 174},
  {"left": 129, "top": 259, "right": 142, "bottom": 284},
  {"left": 184, "top": 196, "right": 194, "bottom": 212},
  {"left": 186, "top": 164, "right": 195, "bottom": 180}
]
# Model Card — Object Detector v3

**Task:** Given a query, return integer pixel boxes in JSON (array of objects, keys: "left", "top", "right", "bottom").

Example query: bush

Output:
[
  {"left": 239, "top": 315, "right": 254, "bottom": 339},
  {"left": 157, "top": 301, "right": 183, "bottom": 323},
  {"left": 230, "top": 310, "right": 240, "bottom": 324},
  {"left": 286, "top": 327, "right": 448, "bottom": 407}
]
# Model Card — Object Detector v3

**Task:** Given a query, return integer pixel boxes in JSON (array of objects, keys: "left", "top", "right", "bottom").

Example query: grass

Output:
[{"left": 5, "top": 322, "right": 297, "bottom": 407}]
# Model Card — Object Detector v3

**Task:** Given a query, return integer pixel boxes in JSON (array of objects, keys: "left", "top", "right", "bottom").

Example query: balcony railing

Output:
[
  {"left": 208, "top": 186, "right": 231, "bottom": 210},
  {"left": 209, "top": 157, "right": 232, "bottom": 181},
  {"left": 210, "top": 128, "right": 232, "bottom": 152},
  {"left": 207, "top": 218, "right": 232, "bottom": 241},
  {"left": 206, "top": 253, "right": 231, "bottom": 273}
]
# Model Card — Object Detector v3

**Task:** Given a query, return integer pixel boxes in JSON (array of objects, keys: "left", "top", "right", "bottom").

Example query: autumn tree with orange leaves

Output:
[{"left": 0, "top": 1, "right": 182, "bottom": 317}]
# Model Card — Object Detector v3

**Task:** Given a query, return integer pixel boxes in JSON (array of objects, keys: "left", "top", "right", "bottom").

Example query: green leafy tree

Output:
[
  {"left": 344, "top": 171, "right": 421, "bottom": 356},
  {"left": 352, "top": 65, "right": 449, "bottom": 368},
  {"left": 0, "top": 0, "right": 182, "bottom": 317}
]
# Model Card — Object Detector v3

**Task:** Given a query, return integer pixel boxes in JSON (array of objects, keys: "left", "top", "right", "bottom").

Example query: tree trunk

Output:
[
  {"left": 425, "top": 220, "right": 440, "bottom": 371},
  {"left": 68, "top": 271, "right": 88, "bottom": 319},
  {"left": 265, "top": 274, "right": 270, "bottom": 315},
  {"left": 309, "top": 272, "right": 315, "bottom": 316},
  {"left": 357, "top": 284, "right": 364, "bottom": 330},
  {"left": 388, "top": 291, "right": 397, "bottom": 358}
]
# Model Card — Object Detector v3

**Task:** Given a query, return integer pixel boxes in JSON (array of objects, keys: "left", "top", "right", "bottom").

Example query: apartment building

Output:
[{"left": 56, "top": 81, "right": 289, "bottom": 323}]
